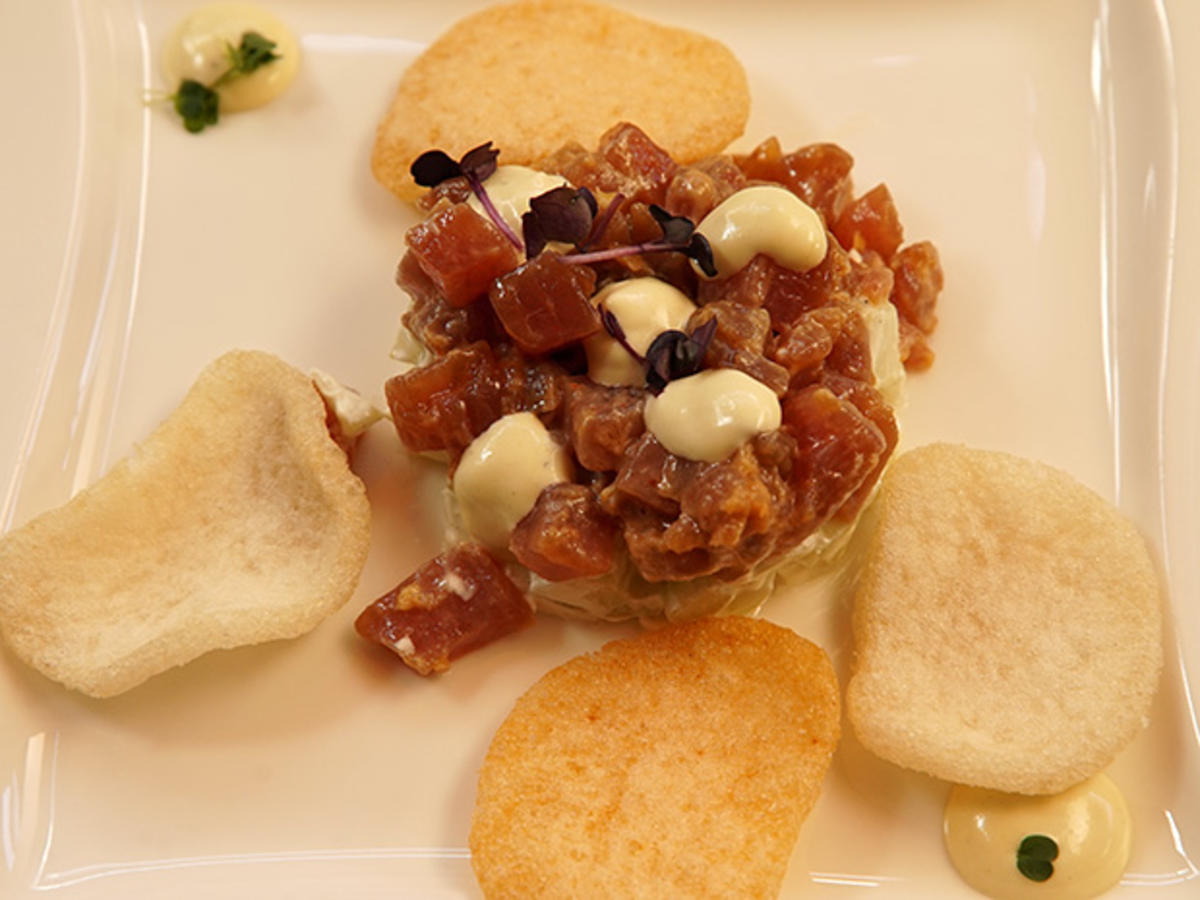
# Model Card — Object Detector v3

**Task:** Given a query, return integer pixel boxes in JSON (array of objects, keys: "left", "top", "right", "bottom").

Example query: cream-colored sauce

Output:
[
  {"left": 694, "top": 185, "right": 828, "bottom": 279},
  {"left": 584, "top": 277, "right": 697, "bottom": 386},
  {"left": 466, "top": 165, "right": 570, "bottom": 240},
  {"left": 389, "top": 320, "right": 429, "bottom": 376},
  {"left": 860, "top": 299, "right": 905, "bottom": 407},
  {"left": 162, "top": 3, "right": 299, "bottom": 113},
  {"left": 451, "top": 412, "right": 572, "bottom": 550},
  {"left": 644, "top": 369, "right": 781, "bottom": 463},
  {"left": 943, "top": 774, "right": 1132, "bottom": 900},
  {"left": 309, "top": 369, "right": 386, "bottom": 438}
]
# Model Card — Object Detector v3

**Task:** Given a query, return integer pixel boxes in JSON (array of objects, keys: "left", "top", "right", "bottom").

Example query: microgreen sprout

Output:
[
  {"left": 520, "top": 188, "right": 624, "bottom": 257},
  {"left": 166, "top": 31, "right": 281, "bottom": 133},
  {"left": 644, "top": 317, "right": 718, "bottom": 394},
  {"left": 584, "top": 192, "right": 625, "bottom": 250},
  {"left": 172, "top": 80, "right": 219, "bottom": 133},
  {"left": 410, "top": 143, "right": 524, "bottom": 250},
  {"left": 551, "top": 203, "right": 717, "bottom": 277},
  {"left": 1016, "top": 834, "right": 1058, "bottom": 882},
  {"left": 599, "top": 310, "right": 718, "bottom": 395},
  {"left": 215, "top": 31, "right": 281, "bottom": 83},
  {"left": 598, "top": 304, "right": 642, "bottom": 362},
  {"left": 522, "top": 186, "right": 598, "bottom": 257}
]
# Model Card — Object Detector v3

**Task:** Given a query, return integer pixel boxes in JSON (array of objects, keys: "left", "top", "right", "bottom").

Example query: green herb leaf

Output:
[
  {"left": 169, "top": 30, "right": 281, "bottom": 132},
  {"left": 1016, "top": 834, "right": 1059, "bottom": 882},
  {"left": 228, "top": 31, "right": 280, "bottom": 76},
  {"left": 172, "top": 79, "right": 219, "bottom": 133}
]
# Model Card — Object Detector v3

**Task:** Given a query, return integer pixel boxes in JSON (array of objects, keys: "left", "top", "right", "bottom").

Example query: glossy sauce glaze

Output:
[
  {"left": 161, "top": 2, "right": 299, "bottom": 112},
  {"left": 943, "top": 774, "right": 1132, "bottom": 900}
]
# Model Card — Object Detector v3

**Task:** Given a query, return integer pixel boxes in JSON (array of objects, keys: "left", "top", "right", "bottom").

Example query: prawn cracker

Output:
[
  {"left": 469, "top": 616, "right": 839, "bottom": 899},
  {"left": 846, "top": 442, "right": 1163, "bottom": 795},
  {"left": 0, "top": 350, "right": 371, "bottom": 698},
  {"left": 372, "top": 0, "right": 750, "bottom": 201}
]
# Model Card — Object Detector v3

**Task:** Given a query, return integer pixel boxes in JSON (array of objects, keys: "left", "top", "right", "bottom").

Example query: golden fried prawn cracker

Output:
[
  {"left": 372, "top": 0, "right": 750, "bottom": 201},
  {"left": 469, "top": 616, "right": 839, "bottom": 899}
]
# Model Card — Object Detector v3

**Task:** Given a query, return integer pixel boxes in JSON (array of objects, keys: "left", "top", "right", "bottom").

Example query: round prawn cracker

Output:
[
  {"left": 846, "top": 443, "right": 1163, "bottom": 795},
  {"left": 0, "top": 350, "right": 371, "bottom": 698},
  {"left": 371, "top": 0, "right": 750, "bottom": 201},
  {"left": 469, "top": 616, "right": 839, "bottom": 900}
]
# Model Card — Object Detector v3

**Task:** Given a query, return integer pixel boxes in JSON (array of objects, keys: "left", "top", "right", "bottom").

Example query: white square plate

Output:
[{"left": 2, "top": 1, "right": 1197, "bottom": 896}]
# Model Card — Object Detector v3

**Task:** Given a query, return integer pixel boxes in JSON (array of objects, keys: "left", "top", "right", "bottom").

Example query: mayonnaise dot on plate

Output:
[
  {"left": 943, "top": 774, "right": 1132, "bottom": 900},
  {"left": 162, "top": 2, "right": 299, "bottom": 113}
]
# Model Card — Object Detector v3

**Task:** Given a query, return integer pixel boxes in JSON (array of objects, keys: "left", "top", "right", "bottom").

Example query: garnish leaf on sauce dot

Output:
[
  {"left": 224, "top": 31, "right": 280, "bottom": 79},
  {"left": 644, "top": 317, "right": 718, "bottom": 395},
  {"left": 648, "top": 204, "right": 695, "bottom": 245},
  {"left": 168, "top": 31, "right": 281, "bottom": 133},
  {"left": 1016, "top": 834, "right": 1059, "bottom": 883},
  {"left": 172, "top": 79, "right": 220, "bottom": 133},
  {"left": 686, "top": 232, "right": 717, "bottom": 278},
  {"left": 598, "top": 303, "right": 643, "bottom": 364},
  {"left": 599, "top": 305, "right": 628, "bottom": 344}
]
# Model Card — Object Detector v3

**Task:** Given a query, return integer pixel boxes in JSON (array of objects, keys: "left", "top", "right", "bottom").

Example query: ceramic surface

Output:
[{"left": 1, "top": 1, "right": 1197, "bottom": 896}]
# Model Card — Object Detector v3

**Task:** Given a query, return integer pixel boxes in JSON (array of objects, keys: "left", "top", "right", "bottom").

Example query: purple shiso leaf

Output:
[
  {"left": 409, "top": 142, "right": 522, "bottom": 250},
  {"left": 410, "top": 149, "right": 462, "bottom": 187},
  {"left": 687, "top": 233, "right": 717, "bottom": 277},
  {"left": 555, "top": 202, "right": 717, "bottom": 276},
  {"left": 560, "top": 234, "right": 716, "bottom": 277},
  {"left": 582, "top": 192, "right": 624, "bottom": 250},
  {"left": 643, "top": 318, "right": 718, "bottom": 395},
  {"left": 689, "top": 315, "right": 719, "bottom": 357},
  {"left": 524, "top": 186, "right": 596, "bottom": 251},
  {"left": 648, "top": 204, "right": 695, "bottom": 245},
  {"left": 458, "top": 142, "right": 499, "bottom": 182},
  {"left": 599, "top": 304, "right": 644, "bottom": 363},
  {"left": 465, "top": 174, "right": 524, "bottom": 250},
  {"left": 522, "top": 212, "right": 549, "bottom": 258}
]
